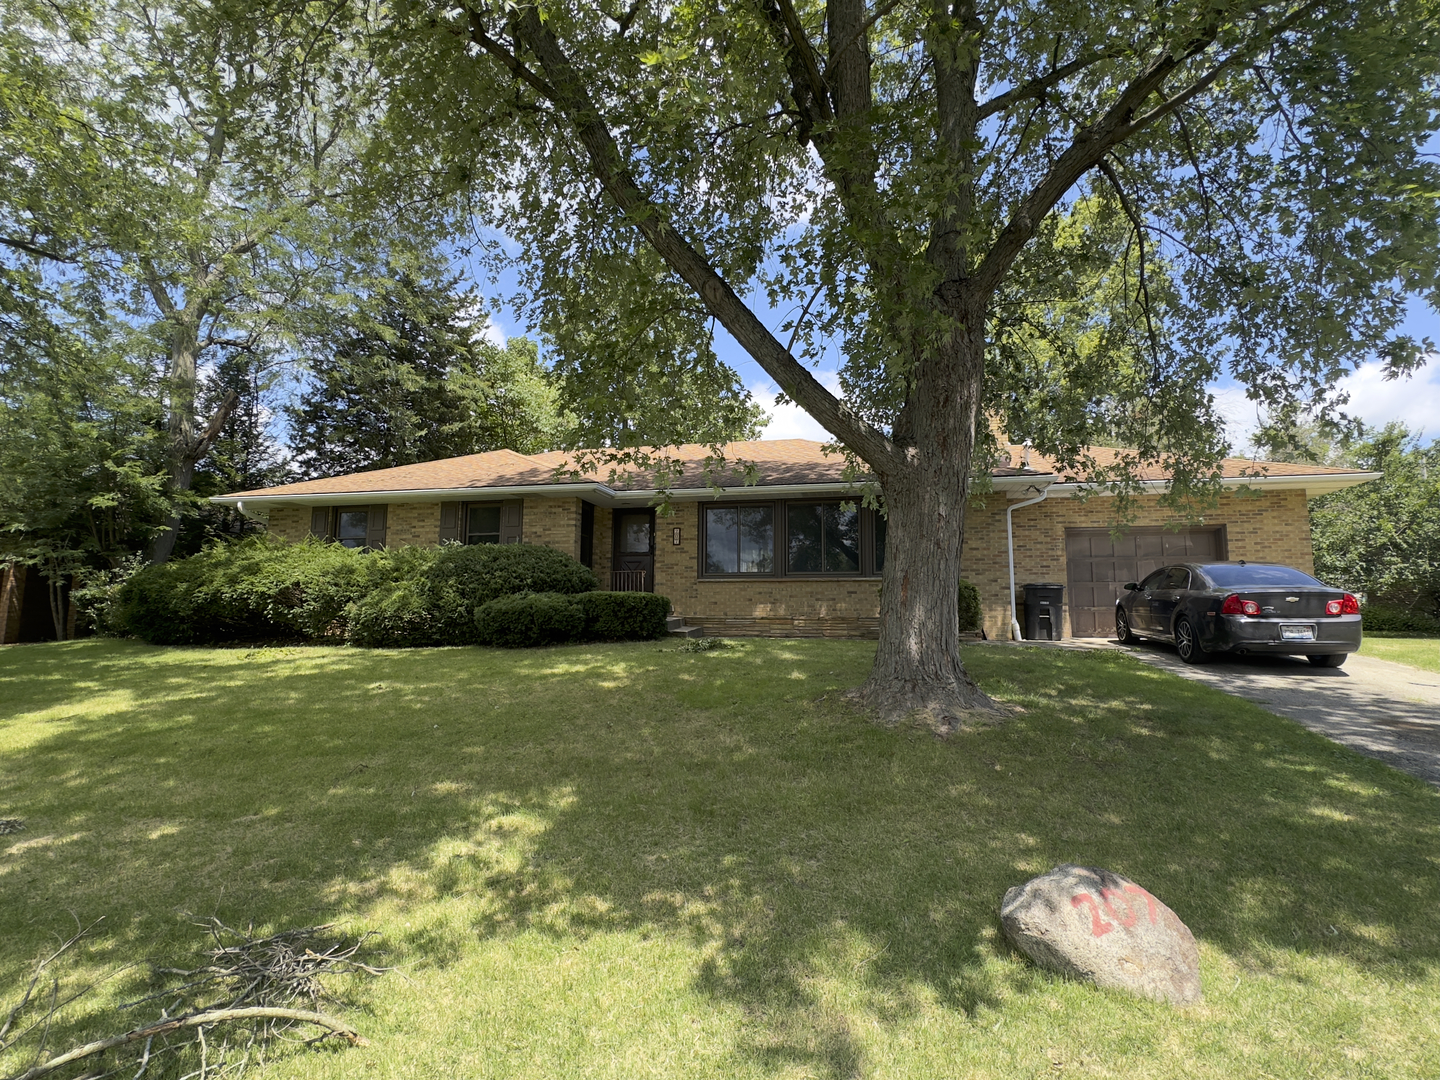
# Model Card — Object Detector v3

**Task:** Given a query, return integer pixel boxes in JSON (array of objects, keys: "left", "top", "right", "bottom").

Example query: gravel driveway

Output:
[{"left": 1116, "top": 642, "right": 1440, "bottom": 787}]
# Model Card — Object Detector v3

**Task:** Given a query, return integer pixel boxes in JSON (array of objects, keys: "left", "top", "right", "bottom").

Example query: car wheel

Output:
[
  {"left": 1116, "top": 609, "right": 1137, "bottom": 644},
  {"left": 1309, "top": 653, "right": 1347, "bottom": 668},
  {"left": 1175, "top": 618, "right": 1208, "bottom": 664}
]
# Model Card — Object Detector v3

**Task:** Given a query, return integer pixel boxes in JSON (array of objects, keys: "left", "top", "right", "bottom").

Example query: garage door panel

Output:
[{"left": 1064, "top": 528, "right": 1223, "bottom": 638}]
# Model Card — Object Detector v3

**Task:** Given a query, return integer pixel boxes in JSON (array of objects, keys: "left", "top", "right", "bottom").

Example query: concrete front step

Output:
[{"left": 668, "top": 624, "right": 706, "bottom": 638}]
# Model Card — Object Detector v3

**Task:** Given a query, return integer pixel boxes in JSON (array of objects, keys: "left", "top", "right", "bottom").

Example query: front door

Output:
[{"left": 612, "top": 510, "right": 655, "bottom": 592}]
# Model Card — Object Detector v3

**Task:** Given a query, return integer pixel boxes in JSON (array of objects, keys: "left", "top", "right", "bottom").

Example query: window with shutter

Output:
[{"left": 310, "top": 507, "right": 331, "bottom": 539}]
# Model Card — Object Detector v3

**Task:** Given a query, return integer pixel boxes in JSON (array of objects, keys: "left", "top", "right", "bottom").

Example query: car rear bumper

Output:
[{"left": 1209, "top": 614, "right": 1362, "bottom": 655}]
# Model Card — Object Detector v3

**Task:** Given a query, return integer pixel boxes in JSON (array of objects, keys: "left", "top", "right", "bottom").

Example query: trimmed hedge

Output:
[
  {"left": 1361, "top": 602, "right": 1440, "bottom": 634},
  {"left": 958, "top": 578, "right": 982, "bottom": 632},
  {"left": 474, "top": 590, "right": 674, "bottom": 648},
  {"left": 578, "top": 591, "right": 672, "bottom": 641},
  {"left": 475, "top": 592, "right": 587, "bottom": 648},
  {"left": 345, "top": 543, "right": 598, "bottom": 648}
]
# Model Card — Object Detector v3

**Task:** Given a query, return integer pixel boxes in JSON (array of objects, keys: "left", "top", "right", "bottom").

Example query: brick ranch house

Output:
[{"left": 204, "top": 439, "right": 1380, "bottom": 642}]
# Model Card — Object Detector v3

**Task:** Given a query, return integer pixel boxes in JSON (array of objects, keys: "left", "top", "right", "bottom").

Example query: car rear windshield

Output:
[{"left": 1199, "top": 564, "right": 1326, "bottom": 588}]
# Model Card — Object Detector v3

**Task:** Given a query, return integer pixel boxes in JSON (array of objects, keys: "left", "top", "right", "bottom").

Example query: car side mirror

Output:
[{"left": 1124, "top": 582, "right": 1139, "bottom": 591}]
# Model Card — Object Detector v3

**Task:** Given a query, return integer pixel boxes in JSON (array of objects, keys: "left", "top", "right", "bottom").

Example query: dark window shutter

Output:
[
  {"left": 580, "top": 501, "right": 595, "bottom": 567},
  {"left": 366, "top": 504, "right": 388, "bottom": 549},
  {"left": 500, "top": 499, "right": 524, "bottom": 544},
  {"left": 310, "top": 507, "right": 331, "bottom": 538},
  {"left": 438, "top": 502, "right": 464, "bottom": 544}
]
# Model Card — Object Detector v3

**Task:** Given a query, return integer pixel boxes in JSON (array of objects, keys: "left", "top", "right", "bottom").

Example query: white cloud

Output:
[
  {"left": 750, "top": 371, "right": 843, "bottom": 441},
  {"left": 1333, "top": 359, "right": 1440, "bottom": 439},
  {"left": 1212, "top": 357, "right": 1440, "bottom": 455},
  {"left": 479, "top": 318, "right": 506, "bottom": 347}
]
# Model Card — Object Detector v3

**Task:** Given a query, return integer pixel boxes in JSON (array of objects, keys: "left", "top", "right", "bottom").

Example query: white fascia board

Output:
[
  {"left": 1041, "top": 471, "right": 1383, "bottom": 499},
  {"left": 213, "top": 472, "right": 1065, "bottom": 515}
]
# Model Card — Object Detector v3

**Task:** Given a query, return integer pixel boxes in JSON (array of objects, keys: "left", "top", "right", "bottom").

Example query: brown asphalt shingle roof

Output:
[{"left": 221, "top": 439, "right": 1369, "bottom": 499}]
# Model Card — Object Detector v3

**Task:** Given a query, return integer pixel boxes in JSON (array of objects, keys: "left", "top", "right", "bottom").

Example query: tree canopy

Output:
[{"left": 288, "top": 274, "right": 570, "bottom": 478}]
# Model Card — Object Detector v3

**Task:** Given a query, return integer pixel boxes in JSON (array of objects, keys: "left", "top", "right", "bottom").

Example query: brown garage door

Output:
[{"left": 1065, "top": 527, "right": 1226, "bottom": 638}]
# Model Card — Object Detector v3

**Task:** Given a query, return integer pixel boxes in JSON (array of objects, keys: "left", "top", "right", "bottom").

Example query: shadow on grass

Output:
[{"left": 1, "top": 639, "right": 1437, "bottom": 1076}]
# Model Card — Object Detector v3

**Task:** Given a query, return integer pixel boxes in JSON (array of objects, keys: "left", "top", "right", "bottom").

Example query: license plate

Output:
[{"left": 1281, "top": 624, "right": 1316, "bottom": 642}]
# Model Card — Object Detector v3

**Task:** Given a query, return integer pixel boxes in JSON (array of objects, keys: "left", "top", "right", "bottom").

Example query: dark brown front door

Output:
[{"left": 612, "top": 510, "right": 655, "bottom": 592}]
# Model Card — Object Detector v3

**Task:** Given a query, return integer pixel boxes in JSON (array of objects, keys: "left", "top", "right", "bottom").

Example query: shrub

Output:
[
  {"left": 475, "top": 592, "right": 585, "bottom": 648},
  {"left": 958, "top": 578, "right": 982, "bottom": 632},
  {"left": 422, "top": 543, "right": 597, "bottom": 644},
  {"left": 345, "top": 578, "right": 441, "bottom": 648},
  {"left": 1361, "top": 602, "right": 1440, "bottom": 634},
  {"left": 344, "top": 543, "right": 598, "bottom": 648},
  {"left": 112, "top": 537, "right": 367, "bottom": 645},
  {"left": 577, "top": 591, "right": 672, "bottom": 641}
]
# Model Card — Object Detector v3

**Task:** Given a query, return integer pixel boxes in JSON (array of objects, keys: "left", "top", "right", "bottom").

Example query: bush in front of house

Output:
[
  {"left": 112, "top": 537, "right": 367, "bottom": 645},
  {"left": 958, "top": 578, "right": 983, "bottom": 633},
  {"left": 1360, "top": 601, "right": 1440, "bottom": 634},
  {"left": 474, "top": 592, "right": 587, "bottom": 648},
  {"left": 577, "top": 591, "right": 672, "bottom": 641},
  {"left": 345, "top": 543, "right": 600, "bottom": 648}
]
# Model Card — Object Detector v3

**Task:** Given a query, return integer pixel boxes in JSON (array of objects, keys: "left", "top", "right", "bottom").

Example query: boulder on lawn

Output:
[{"left": 1000, "top": 864, "right": 1201, "bottom": 1005}]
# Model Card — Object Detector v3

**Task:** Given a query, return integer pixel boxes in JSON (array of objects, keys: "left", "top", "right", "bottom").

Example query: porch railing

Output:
[{"left": 610, "top": 570, "right": 647, "bottom": 593}]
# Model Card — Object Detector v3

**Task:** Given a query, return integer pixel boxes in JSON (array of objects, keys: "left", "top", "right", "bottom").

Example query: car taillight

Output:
[
  {"left": 1221, "top": 594, "right": 1261, "bottom": 616},
  {"left": 1340, "top": 593, "right": 1360, "bottom": 615}
]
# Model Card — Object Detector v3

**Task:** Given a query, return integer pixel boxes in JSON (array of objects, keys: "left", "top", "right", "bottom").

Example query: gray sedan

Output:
[{"left": 1115, "top": 562, "right": 1363, "bottom": 667}]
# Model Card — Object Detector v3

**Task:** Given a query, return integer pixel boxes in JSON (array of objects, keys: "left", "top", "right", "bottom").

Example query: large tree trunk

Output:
[
  {"left": 854, "top": 302, "right": 998, "bottom": 726},
  {"left": 150, "top": 320, "right": 201, "bottom": 565}
]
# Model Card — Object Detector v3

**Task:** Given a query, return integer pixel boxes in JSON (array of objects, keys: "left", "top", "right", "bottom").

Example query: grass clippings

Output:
[{"left": 1, "top": 638, "right": 1437, "bottom": 1079}]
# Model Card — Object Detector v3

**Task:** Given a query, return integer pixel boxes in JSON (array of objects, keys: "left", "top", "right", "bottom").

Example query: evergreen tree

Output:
[{"left": 288, "top": 276, "right": 568, "bottom": 478}]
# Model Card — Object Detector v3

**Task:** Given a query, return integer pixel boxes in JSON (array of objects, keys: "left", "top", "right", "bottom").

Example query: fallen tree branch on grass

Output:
[{"left": 3, "top": 1006, "right": 368, "bottom": 1080}]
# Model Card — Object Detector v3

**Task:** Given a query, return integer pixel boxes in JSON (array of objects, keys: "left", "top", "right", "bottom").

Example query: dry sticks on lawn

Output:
[{"left": 1, "top": 919, "right": 388, "bottom": 1080}]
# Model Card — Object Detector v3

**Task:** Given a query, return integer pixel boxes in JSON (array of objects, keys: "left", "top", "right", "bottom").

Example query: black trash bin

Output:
[{"left": 1023, "top": 583, "right": 1065, "bottom": 640}]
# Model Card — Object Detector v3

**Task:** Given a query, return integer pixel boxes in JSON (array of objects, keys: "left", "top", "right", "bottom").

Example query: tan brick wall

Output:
[
  {"left": 387, "top": 503, "right": 441, "bottom": 547},
  {"left": 591, "top": 504, "right": 612, "bottom": 583},
  {"left": 522, "top": 497, "right": 582, "bottom": 559},
  {"left": 961, "top": 489, "right": 1315, "bottom": 640},
  {"left": 267, "top": 506, "right": 311, "bottom": 543}
]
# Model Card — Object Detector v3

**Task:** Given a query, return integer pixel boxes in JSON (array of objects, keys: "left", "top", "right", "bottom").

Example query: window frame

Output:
[
  {"left": 696, "top": 499, "right": 885, "bottom": 580},
  {"left": 464, "top": 503, "right": 503, "bottom": 546},
  {"left": 334, "top": 509, "right": 370, "bottom": 549}
]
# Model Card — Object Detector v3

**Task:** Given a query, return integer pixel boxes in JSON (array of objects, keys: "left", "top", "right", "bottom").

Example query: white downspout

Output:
[{"left": 1007, "top": 485, "right": 1051, "bottom": 641}]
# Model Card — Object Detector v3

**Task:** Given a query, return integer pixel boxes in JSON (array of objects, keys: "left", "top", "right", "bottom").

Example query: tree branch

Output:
[
  {"left": 464, "top": 9, "right": 559, "bottom": 99},
  {"left": 977, "top": 47, "right": 1119, "bottom": 119},
  {"left": 498, "top": 4, "right": 897, "bottom": 467},
  {"left": 0, "top": 236, "right": 74, "bottom": 263},
  {"left": 3, "top": 1007, "right": 365, "bottom": 1080},
  {"left": 972, "top": 0, "right": 1321, "bottom": 297},
  {"left": 1097, "top": 156, "right": 1162, "bottom": 366}
]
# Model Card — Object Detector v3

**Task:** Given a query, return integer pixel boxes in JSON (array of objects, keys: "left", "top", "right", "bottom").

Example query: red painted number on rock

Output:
[
  {"left": 1070, "top": 892, "right": 1115, "bottom": 937},
  {"left": 1073, "top": 884, "right": 1168, "bottom": 938}
]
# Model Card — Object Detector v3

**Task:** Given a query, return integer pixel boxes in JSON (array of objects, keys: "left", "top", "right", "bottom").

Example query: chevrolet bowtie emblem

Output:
[{"left": 1285, "top": 596, "right": 1300, "bottom": 602}]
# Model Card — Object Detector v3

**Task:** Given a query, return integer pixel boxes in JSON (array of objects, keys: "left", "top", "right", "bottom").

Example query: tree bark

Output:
[{"left": 856, "top": 294, "right": 998, "bottom": 726}]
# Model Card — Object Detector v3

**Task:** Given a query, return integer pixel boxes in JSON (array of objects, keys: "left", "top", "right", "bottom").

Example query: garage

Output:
[{"left": 1064, "top": 527, "right": 1226, "bottom": 637}]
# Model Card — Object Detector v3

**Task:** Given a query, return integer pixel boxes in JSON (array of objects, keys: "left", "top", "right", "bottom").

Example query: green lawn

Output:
[
  {"left": 1358, "top": 633, "right": 1440, "bottom": 674},
  {"left": 1, "top": 638, "right": 1437, "bottom": 1079}
]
